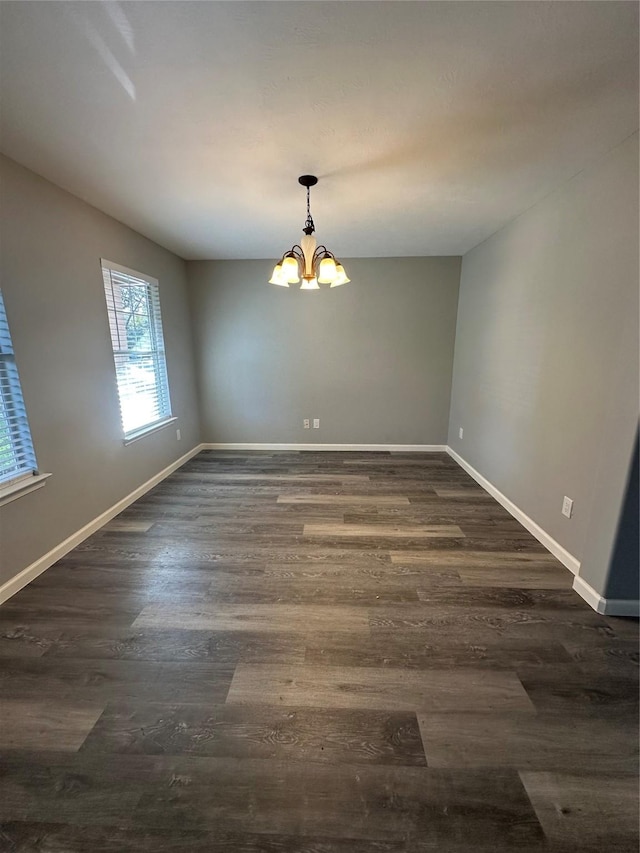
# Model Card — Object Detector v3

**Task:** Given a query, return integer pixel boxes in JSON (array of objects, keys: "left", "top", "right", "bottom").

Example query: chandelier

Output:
[{"left": 269, "top": 175, "right": 350, "bottom": 290}]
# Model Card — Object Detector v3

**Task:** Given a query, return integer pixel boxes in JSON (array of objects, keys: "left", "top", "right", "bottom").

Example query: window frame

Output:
[
  {"left": 0, "top": 289, "right": 50, "bottom": 507},
  {"left": 101, "top": 259, "right": 175, "bottom": 443}
]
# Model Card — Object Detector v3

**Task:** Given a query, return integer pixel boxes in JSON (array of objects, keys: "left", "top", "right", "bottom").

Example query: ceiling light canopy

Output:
[{"left": 269, "top": 175, "right": 350, "bottom": 290}]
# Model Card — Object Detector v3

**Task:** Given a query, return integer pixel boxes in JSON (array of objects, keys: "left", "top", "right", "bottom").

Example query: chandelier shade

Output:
[
  {"left": 332, "top": 264, "right": 350, "bottom": 287},
  {"left": 268, "top": 263, "right": 288, "bottom": 286},
  {"left": 269, "top": 175, "right": 350, "bottom": 290},
  {"left": 281, "top": 255, "right": 300, "bottom": 284}
]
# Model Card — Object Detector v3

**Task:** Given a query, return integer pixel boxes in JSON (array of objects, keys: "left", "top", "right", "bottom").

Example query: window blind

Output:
[
  {"left": 0, "top": 290, "right": 38, "bottom": 486},
  {"left": 102, "top": 261, "right": 172, "bottom": 437}
]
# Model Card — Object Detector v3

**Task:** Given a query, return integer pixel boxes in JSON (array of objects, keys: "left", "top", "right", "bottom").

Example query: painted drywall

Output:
[
  {"left": 188, "top": 257, "right": 461, "bottom": 445},
  {"left": 0, "top": 155, "right": 200, "bottom": 587},
  {"left": 448, "top": 133, "right": 639, "bottom": 597},
  {"left": 577, "top": 297, "right": 638, "bottom": 601},
  {"left": 603, "top": 433, "right": 639, "bottom": 601}
]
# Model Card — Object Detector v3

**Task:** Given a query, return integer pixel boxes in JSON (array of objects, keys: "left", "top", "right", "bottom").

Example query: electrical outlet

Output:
[
  {"left": 459, "top": 428, "right": 464, "bottom": 439},
  {"left": 303, "top": 419, "right": 310, "bottom": 429},
  {"left": 313, "top": 418, "right": 320, "bottom": 429},
  {"left": 562, "top": 496, "right": 573, "bottom": 518},
  {"left": 176, "top": 428, "right": 181, "bottom": 441}
]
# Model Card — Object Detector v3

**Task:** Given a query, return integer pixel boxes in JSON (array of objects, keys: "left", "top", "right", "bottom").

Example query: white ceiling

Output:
[{"left": 1, "top": 1, "right": 638, "bottom": 260}]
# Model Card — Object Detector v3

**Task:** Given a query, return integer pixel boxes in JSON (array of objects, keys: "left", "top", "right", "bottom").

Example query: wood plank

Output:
[
  {"left": 204, "top": 573, "right": 422, "bottom": 604},
  {"left": 225, "top": 663, "right": 535, "bottom": 712},
  {"left": 0, "top": 699, "right": 105, "bottom": 751},
  {"left": 80, "top": 702, "right": 427, "bottom": 766},
  {"left": 457, "top": 566, "right": 571, "bottom": 589},
  {"left": 416, "top": 587, "right": 582, "bottom": 610},
  {"left": 516, "top": 666, "right": 640, "bottom": 717},
  {"left": 0, "top": 752, "right": 150, "bottom": 827},
  {"left": 304, "top": 633, "right": 573, "bottom": 670},
  {"left": 0, "top": 590, "right": 144, "bottom": 623},
  {"left": 343, "top": 509, "right": 513, "bottom": 525},
  {"left": 133, "top": 759, "right": 545, "bottom": 846},
  {"left": 40, "top": 628, "right": 305, "bottom": 665},
  {"left": 304, "top": 523, "right": 464, "bottom": 538},
  {"left": 101, "top": 520, "right": 155, "bottom": 533},
  {"left": 2, "top": 823, "right": 509, "bottom": 853},
  {"left": 418, "top": 711, "right": 639, "bottom": 772},
  {"left": 22, "top": 564, "right": 213, "bottom": 595},
  {"left": 277, "top": 494, "right": 410, "bottom": 505},
  {"left": 0, "top": 657, "right": 234, "bottom": 705},
  {"left": 368, "top": 605, "right": 627, "bottom": 644},
  {"left": 263, "top": 561, "right": 462, "bottom": 587},
  {"left": 433, "top": 487, "right": 492, "bottom": 498},
  {"left": 520, "top": 771, "right": 639, "bottom": 848},
  {"left": 1, "top": 755, "right": 545, "bottom": 848},
  {"left": 201, "top": 473, "right": 370, "bottom": 482},
  {"left": 346, "top": 459, "right": 446, "bottom": 467},
  {"left": 562, "top": 639, "right": 640, "bottom": 677},
  {"left": 390, "top": 550, "right": 558, "bottom": 567},
  {"left": 132, "top": 603, "right": 371, "bottom": 634},
  {"left": 0, "top": 823, "right": 226, "bottom": 853}
]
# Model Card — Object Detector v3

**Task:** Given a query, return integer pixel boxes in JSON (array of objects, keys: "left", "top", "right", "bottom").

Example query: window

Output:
[
  {"left": 102, "top": 260, "right": 173, "bottom": 440},
  {"left": 0, "top": 290, "right": 39, "bottom": 487}
]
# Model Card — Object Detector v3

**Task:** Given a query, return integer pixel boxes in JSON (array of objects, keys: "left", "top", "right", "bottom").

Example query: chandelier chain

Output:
[{"left": 304, "top": 185, "right": 315, "bottom": 234}]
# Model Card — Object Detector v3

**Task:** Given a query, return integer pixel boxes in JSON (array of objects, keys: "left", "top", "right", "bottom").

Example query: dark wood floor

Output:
[{"left": 1, "top": 450, "right": 638, "bottom": 852}]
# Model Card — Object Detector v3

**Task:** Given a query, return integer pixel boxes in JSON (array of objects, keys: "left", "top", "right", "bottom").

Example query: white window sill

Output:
[
  {"left": 123, "top": 416, "right": 177, "bottom": 445},
  {"left": 0, "top": 472, "right": 52, "bottom": 508}
]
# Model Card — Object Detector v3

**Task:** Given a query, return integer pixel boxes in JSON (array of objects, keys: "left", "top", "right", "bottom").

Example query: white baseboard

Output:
[
  {"left": 571, "top": 574, "right": 605, "bottom": 612},
  {"left": 0, "top": 444, "right": 204, "bottom": 605},
  {"left": 446, "top": 447, "right": 581, "bottom": 576},
  {"left": 201, "top": 443, "right": 448, "bottom": 452},
  {"left": 572, "top": 575, "right": 640, "bottom": 617}
]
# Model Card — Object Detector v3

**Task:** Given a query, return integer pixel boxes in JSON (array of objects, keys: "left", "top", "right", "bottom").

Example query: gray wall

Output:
[
  {"left": 0, "top": 156, "right": 201, "bottom": 587},
  {"left": 448, "top": 133, "right": 639, "bottom": 596},
  {"left": 188, "top": 257, "right": 461, "bottom": 445},
  {"left": 604, "top": 433, "right": 639, "bottom": 601}
]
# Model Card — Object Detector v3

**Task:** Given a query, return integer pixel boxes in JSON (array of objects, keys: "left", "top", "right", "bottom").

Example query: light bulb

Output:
[
  {"left": 281, "top": 255, "right": 300, "bottom": 284},
  {"left": 317, "top": 256, "right": 337, "bottom": 284},
  {"left": 268, "top": 264, "right": 289, "bottom": 286},
  {"left": 300, "top": 277, "right": 320, "bottom": 290},
  {"left": 330, "top": 264, "right": 350, "bottom": 287}
]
